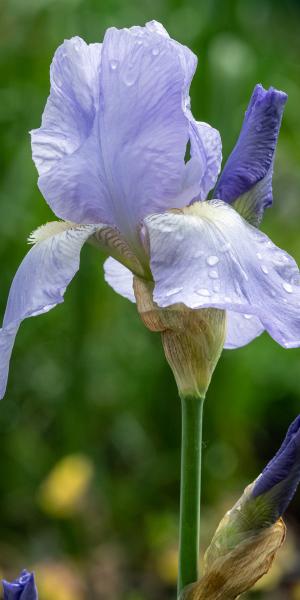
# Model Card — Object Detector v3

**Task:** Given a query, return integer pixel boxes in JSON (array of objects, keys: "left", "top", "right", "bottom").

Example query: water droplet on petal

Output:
[
  {"left": 255, "top": 124, "right": 262, "bottom": 132},
  {"left": 261, "top": 264, "right": 269, "bottom": 274},
  {"left": 209, "top": 270, "right": 219, "bottom": 279},
  {"left": 207, "top": 255, "right": 219, "bottom": 266},
  {"left": 282, "top": 282, "right": 293, "bottom": 293},
  {"left": 110, "top": 59, "right": 119, "bottom": 71},
  {"left": 196, "top": 288, "right": 210, "bottom": 297},
  {"left": 243, "top": 314, "right": 253, "bottom": 320},
  {"left": 256, "top": 252, "right": 262, "bottom": 260},
  {"left": 123, "top": 71, "right": 138, "bottom": 86},
  {"left": 165, "top": 287, "right": 182, "bottom": 297},
  {"left": 152, "top": 46, "right": 160, "bottom": 56}
]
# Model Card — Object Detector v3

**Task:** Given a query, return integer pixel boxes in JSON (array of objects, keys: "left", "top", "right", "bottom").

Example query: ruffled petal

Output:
[
  {"left": 32, "top": 23, "right": 221, "bottom": 241},
  {"left": 0, "top": 224, "right": 99, "bottom": 399},
  {"left": 145, "top": 200, "right": 300, "bottom": 349},
  {"left": 103, "top": 257, "right": 135, "bottom": 302},
  {"left": 31, "top": 38, "right": 111, "bottom": 224},
  {"left": 215, "top": 84, "right": 287, "bottom": 224},
  {"left": 225, "top": 311, "right": 264, "bottom": 349}
]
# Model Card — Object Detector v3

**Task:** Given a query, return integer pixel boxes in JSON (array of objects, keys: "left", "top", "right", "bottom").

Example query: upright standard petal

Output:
[
  {"left": 145, "top": 201, "right": 300, "bottom": 349},
  {"left": 3, "top": 570, "right": 38, "bottom": 599},
  {"left": 215, "top": 85, "right": 287, "bottom": 224},
  {"left": 31, "top": 23, "right": 221, "bottom": 242},
  {"left": 31, "top": 38, "right": 112, "bottom": 224},
  {"left": 0, "top": 224, "right": 98, "bottom": 399}
]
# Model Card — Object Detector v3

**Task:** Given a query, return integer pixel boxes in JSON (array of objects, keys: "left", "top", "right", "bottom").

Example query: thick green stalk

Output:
[{"left": 177, "top": 394, "right": 204, "bottom": 597}]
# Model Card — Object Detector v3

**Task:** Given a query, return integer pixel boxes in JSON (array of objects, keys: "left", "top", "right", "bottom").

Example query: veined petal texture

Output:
[
  {"left": 0, "top": 225, "right": 99, "bottom": 399},
  {"left": 215, "top": 84, "right": 287, "bottom": 224},
  {"left": 145, "top": 201, "right": 300, "bottom": 349},
  {"left": 31, "top": 22, "right": 221, "bottom": 243}
]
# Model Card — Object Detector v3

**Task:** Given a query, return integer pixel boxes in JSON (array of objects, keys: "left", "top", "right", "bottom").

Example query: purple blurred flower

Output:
[
  {"left": 0, "top": 21, "right": 299, "bottom": 398},
  {"left": 251, "top": 415, "right": 300, "bottom": 523},
  {"left": 2, "top": 570, "right": 38, "bottom": 599}
]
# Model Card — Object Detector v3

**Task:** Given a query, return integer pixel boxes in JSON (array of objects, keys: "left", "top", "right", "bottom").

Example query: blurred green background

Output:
[{"left": 1, "top": 0, "right": 300, "bottom": 598}]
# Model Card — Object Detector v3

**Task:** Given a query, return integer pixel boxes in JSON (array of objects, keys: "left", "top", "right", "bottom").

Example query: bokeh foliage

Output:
[{"left": 1, "top": 0, "right": 300, "bottom": 598}]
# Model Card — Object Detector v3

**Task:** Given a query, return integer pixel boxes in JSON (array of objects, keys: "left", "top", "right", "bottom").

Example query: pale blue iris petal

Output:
[
  {"left": 31, "top": 23, "right": 222, "bottom": 242},
  {"left": 225, "top": 311, "right": 264, "bottom": 349},
  {"left": 103, "top": 257, "right": 135, "bottom": 303},
  {"left": 31, "top": 38, "right": 107, "bottom": 224},
  {"left": 145, "top": 201, "right": 300, "bottom": 349},
  {"left": 0, "top": 225, "right": 98, "bottom": 399}
]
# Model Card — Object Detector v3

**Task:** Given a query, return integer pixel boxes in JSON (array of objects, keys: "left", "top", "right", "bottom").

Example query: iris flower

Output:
[
  {"left": 2, "top": 570, "right": 38, "bottom": 599},
  {"left": 0, "top": 21, "right": 299, "bottom": 398}
]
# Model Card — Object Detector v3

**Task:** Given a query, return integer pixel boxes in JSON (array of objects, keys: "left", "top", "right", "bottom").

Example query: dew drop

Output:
[
  {"left": 255, "top": 124, "right": 262, "bottom": 132},
  {"left": 196, "top": 288, "right": 210, "bottom": 297},
  {"left": 165, "top": 287, "right": 182, "bottom": 297},
  {"left": 261, "top": 264, "right": 269, "bottom": 274},
  {"left": 123, "top": 72, "right": 138, "bottom": 86},
  {"left": 282, "top": 282, "right": 293, "bottom": 293},
  {"left": 152, "top": 46, "right": 160, "bottom": 56},
  {"left": 209, "top": 269, "right": 219, "bottom": 279},
  {"left": 110, "top": 59, "right": 118, "bottom": 71},
  {"left": 207, "top": 255, "right": 219, "bottom": 266},
  {"left": 243, "top": 314, "right": 253, "bottom": 320},
  {"left": 256, "top": 252, "right": 262, "bottom": 260}
]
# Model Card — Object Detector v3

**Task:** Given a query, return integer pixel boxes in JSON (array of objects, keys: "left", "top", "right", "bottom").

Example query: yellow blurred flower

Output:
[
  {"left": 37, "top": 454, "right": 94, "bottom": 517},
  {"left": 155, "top": 545, "right": 178, "bottom": 585},
  {"left": 34, "top": 562, "right": 84, "bottom": 600}
]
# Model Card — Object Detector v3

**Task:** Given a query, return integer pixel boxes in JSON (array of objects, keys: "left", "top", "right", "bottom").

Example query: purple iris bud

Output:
[
  {"left": 251, "top": 415, "right": 300, "bottom": 522},
  {"left": 2, "top": 570, "right": 38, "bottom": 600},
  {"left": 215, "top": 84, "right": 287, "bottom": 222}
]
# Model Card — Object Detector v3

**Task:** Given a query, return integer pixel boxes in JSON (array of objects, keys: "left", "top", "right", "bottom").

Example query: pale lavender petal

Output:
[
  {"left": 31, "top": 38, "right": 111, "bottom": 224},
  {"left": 103, "top": 257, "right": 135, "bottom": 302},
  {"left": 145, "top": 200, "right": 300, "bottom": 349},
  {"left": 225, "top": 311, "right": 264, "bottom": 349},
  {"left": 0, "top": 225, "right": 98, "bottom": 399},
  {"left": 215, "top": 84, "right": 287, "bottom": 223},
  {"left": 98, "top": 23, "right": 190, "bottom": 239},
  {"left": 148, "top": 21, "right": 222, "bottom": 201},
  {"left": 32, "top": 23, "right": 221, "bottom": 240}
]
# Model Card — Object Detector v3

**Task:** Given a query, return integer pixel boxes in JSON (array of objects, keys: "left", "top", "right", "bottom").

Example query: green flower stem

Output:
[{"left": 177, "top": 394, "right": 205, "bottom": 597}]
